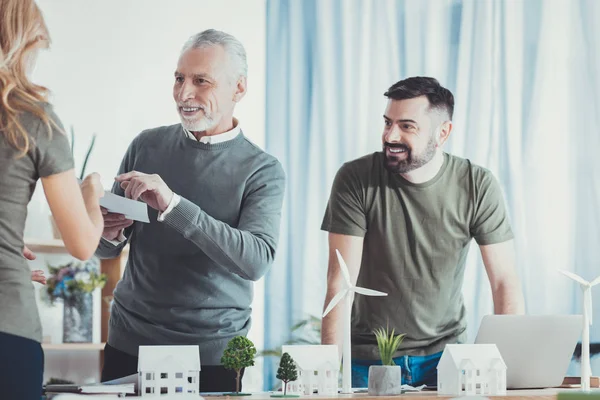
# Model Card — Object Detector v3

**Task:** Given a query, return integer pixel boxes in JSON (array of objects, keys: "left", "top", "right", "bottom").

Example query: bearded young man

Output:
[
  {"left": 95, "top": 29, "right": 285, "bottom": 392},
  {"left": 320, "top": 76, "right": 524, "bottom": 387}
]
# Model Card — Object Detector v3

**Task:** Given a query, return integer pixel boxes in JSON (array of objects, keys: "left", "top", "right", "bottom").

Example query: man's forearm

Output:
[
  {"left": 492, "top": 280, "right": 525, "bottom": 314},
  {"left": 161, "top": 196, "right": 278, "bottom": 281},
  {"left": 321, "top": 290, "right": 343, "bottom": 350},
  {"left": 480, "top": 240, "right": 525, "bottom": 314},
  {"left": 321, "top": 233, "right": 365, "bottom": 356},
  {"left": 95, "top": 236, "right": 127, "bottom": 259}
]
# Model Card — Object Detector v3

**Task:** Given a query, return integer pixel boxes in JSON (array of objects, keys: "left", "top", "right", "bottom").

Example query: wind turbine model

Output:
[
  {"left": 560, "top": 270, "right": 600, "bottom": 391},
  {"left": 323, "top": 249, "right": 387, "bottom": 393}
]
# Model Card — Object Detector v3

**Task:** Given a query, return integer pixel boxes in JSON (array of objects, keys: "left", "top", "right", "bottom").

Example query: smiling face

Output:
[
  {"left": 172, "top": 45, "right": 246, "bottom": 135},
  {"left": 381, "top": 96, "right": 443, "bottom": 174}
]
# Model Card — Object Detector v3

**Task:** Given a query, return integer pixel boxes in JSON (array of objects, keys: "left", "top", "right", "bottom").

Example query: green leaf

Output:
[
  {"left": 258, "top": 350, "right": 282, "bottom": 357},
  {"left": 373, "top": 326, "right": 405, "bottom": 366},
  {"left": 290, "top": 320, "right": 310, "bottom": 332},
  {"left": 257, "top": 315, "right": 322, "bottom": 361},
  {"left": 79, "top": 133, "right": 96, "bottom": 179},
  {"left": 70, "top": 126, "right": 75, "bottom": 156}
]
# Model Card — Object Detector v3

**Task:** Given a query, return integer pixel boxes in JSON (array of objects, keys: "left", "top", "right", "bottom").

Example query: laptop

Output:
[{"left": 474, "top": 314, "right": 582, "bottom": 389}]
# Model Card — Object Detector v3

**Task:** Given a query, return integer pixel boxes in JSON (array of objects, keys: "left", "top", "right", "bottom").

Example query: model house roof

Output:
[
  {"left": 138, "top": 345, "right": 201, "bottom": 371},
  {"left": 282, "top": 345, "right": 339, "bottom": 371},
  {"left": 438, "top": 344, "right": 507, "bottom": 370}
]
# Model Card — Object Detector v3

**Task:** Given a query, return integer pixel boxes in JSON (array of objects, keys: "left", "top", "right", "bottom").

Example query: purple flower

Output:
[{"left": 57, "top": 266, "right": 72, "bottom": 281}]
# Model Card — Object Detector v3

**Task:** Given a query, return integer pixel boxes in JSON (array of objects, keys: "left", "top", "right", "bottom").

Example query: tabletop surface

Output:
[{"left": 202, "top": 388, "right": 574, "bottom": 400}]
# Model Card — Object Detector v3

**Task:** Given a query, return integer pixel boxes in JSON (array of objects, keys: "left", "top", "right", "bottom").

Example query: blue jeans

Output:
[
  {"left": 351, "top": 352, "right": 442, "bottom": 388},
  {"left": 0, "top": 331, "right": 44, "bottom": 400}
]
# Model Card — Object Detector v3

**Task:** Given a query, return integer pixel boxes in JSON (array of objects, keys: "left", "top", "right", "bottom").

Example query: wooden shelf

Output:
[
  {"left": 28, "top": 238, "right": 128, "bottom": 371},
  {"left": 24, "top": 238, "right": 129, "bottom": 254},
  {"left": 25, "top": 238, "right": 70, "bottom": 254},
  {"left": 42, "top": 342, "right": 106, "bottom": 351}
]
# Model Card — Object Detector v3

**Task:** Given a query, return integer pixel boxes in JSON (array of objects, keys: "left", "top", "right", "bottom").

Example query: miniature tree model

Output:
[
  {"left": 221, "top": 336, "right": 257, "bottom": 395},
  {"left": 272, "top": 352, "right": 299, "bottom": 397},
  {"left": 374, "top": 326, "right": 405, "bottom": 365}
]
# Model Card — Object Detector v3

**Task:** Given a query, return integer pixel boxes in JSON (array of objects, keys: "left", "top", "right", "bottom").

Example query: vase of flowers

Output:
[
  {"left": 63, "top": 292, "right": 93, "bottom": 342},
  {"left": 45, "top": 259, "right": 106, "bottom": 343}
]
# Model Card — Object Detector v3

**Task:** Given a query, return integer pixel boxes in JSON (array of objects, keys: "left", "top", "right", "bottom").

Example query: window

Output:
[
  {"left": 176, "top": 387, "right": 183, "bottom": 393},
  {"left": 145, "top": 372, "right": 154, "bottom": 381},
  {"left": 176, "top": 372, "right": 183, "bottom": 379},
  {"left": 161, "top": 372, "right": 168, "bottom": 379},
  {"left": 161, "top": 387, "right": 168, "bottom": 394},
  {"left": 145, "top": 387, "right": 154, "bottom": 394}
]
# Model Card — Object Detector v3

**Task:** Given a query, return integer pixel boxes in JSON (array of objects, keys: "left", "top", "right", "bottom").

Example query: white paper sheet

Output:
[
  {"left": 101, "top": 373, "right": 138, "bottom": 386},
  {"left": 80, "top": 383, "right": 135, "bottom": 394},
  {"left": 99, "top": 191, "right": 150, "bottom": 223}
]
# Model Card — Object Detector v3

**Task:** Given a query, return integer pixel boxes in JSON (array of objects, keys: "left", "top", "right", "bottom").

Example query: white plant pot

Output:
[{"left": 368, "top": 365, "right": 402, "bottom": 396}]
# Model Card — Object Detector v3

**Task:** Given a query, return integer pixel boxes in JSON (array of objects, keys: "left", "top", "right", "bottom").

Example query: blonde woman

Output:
[{"left": 0, "top": 0, "right": 105, "bottom": 398}]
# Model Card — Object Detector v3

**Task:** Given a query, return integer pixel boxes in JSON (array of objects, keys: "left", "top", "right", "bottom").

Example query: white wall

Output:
[
  {"left": 33, "top": 0, "right": 266, "bottom": 187},
  {"left": 26, "top": 0, "right": 266, "bottom": 390}
]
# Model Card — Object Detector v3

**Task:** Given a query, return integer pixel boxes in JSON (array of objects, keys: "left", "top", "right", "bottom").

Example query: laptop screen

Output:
[{"left": 474, "top": 315, "right": 582, "bottom": 389}]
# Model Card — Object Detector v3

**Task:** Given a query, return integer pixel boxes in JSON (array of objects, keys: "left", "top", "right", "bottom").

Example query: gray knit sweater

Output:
[{"left": 95, "top": 124, "right": 285, "bottom": 365}]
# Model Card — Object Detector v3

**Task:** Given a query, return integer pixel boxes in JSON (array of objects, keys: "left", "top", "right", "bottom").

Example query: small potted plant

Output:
[
  {"left": 271, "top": 352, "right": 299, "bottom": 398},
  {"left": 221, "top": 336, "right": 257, "bottom": 395},
  {"left": 44, "top": 259, "right": 106, "bottom": 343},
  {"left": 368, "top": 326, "right": 406, "bottom": 396}
]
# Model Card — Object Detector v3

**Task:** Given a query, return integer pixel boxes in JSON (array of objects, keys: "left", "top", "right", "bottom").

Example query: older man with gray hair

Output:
[{"left": 96, "top": 29, "right": 285, "bottom": 392}]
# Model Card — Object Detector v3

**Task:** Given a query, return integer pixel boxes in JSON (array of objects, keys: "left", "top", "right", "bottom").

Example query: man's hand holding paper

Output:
[
  {"left": 116, "top": 171, "right": 174, "bottom": 213},
  {"left": 100, "top": 171, "right": 175, "bottom": 242}
]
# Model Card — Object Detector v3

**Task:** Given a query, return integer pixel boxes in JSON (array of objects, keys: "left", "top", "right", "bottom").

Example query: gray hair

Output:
[{"left": 181, "top": 29, "right": 247, "bottom": 80}]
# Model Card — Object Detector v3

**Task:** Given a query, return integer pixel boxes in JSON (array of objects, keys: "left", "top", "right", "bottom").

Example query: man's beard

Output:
[
  {"left": 177, "top": 106, "right": 218, "bottom": 132},
  {"left": 383, "top": 134, "right": 437, "bottom": 174}
]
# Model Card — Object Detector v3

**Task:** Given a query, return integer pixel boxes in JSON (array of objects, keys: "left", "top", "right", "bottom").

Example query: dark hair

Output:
[{"left": 384, "top": 77, "right": 454, "bottom": 119}]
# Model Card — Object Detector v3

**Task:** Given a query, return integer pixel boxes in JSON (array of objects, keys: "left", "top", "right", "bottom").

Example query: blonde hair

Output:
[{"left": 0, "top": 0, "right": 56, "bottom": 157}]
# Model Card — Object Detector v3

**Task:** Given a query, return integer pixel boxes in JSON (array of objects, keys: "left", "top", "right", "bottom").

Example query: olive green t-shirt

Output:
[
  {"left": 321, "top": 152, "right": 513, "bottom": 359},
  {"left": 0, "top": 104, "right": 74, "bottom": 342}
]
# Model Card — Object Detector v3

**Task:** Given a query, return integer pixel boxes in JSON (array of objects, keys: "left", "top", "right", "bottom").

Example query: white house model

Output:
[
  {"left": 437, "top": 344, "right": 507, "bottom": 396},
  {"left": 138, "top": 345, "right": 201, "bottom": 396},
  {"left": 281, "top": 345, "right": 339, "bottom": 395}
]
